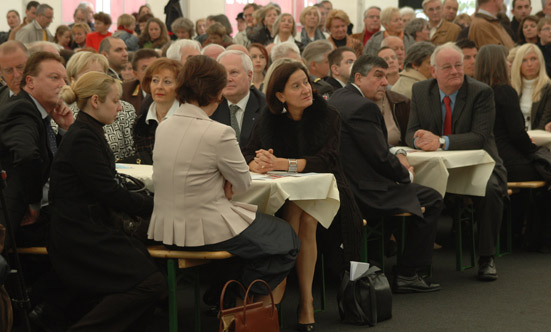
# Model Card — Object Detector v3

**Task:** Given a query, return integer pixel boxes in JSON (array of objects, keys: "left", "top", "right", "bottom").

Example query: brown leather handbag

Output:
[{"left": 219, "top": 279, "right": 279, "bottom": 332}]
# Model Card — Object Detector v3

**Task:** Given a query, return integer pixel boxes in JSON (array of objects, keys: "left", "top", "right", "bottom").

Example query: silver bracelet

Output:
[{"left": 288, "top": 159, "right": 298, "bottom": 173}]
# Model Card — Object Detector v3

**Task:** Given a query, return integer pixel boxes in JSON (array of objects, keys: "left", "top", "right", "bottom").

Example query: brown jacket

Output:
[
  {"left": 431, "top": 20, "right": 461, "bottom": 46},
  {"left": 468, "top": 13, "right": 515, "bottom": 49},
  {"left": 121, "top": 79, "right": 144, "bottom": 117},
  {"left": 327, "top": 35, "right": 363, "bottom": 57},
  {"left": 387, "top": 89, "right": 411, "bottom": 145}
]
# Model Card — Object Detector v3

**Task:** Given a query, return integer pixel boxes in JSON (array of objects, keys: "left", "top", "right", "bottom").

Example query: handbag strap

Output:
[
  {"left": 117, "top": 173, "right": 147, "bottom": 193},
  {"left": 219, "top": 279, "right": 247, "bottom": 312},
  {"left": 243, "top": 279, "right": 277, "bottom": 324}
]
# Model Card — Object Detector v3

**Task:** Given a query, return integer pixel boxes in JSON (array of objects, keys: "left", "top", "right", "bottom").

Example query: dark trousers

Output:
[
  {"left": 70, "top": 272, "right": 167, "bottom": 332},
  {"left": 474, "top": 172, "right": 506, "bottom": 256},
  {"left": 399, "top": 183, "right": 443, "bottom": 269}
]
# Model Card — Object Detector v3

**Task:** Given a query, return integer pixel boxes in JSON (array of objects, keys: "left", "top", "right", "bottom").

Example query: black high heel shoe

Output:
[{"left": 296, "top": 305, "right": 315, "bottom": 331}]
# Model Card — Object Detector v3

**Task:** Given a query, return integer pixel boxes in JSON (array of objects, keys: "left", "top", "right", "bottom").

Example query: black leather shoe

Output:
[
  {"left": 393, "top": 273, "right": 441, "bottom": 293},
  {"left": 477, "top": 256, "right": 497, "bottom": 281},
  {"left": 297, "top": 323, "right": 315, "bottom": 331}
]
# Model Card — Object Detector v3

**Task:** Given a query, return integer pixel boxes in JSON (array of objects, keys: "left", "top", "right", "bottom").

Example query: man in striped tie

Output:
[
  {"left": 406, "top": 43, "right": 507, "bottom": 282},
  {"left": 15, "top": 4, "right": 54, "bottom": 44}
]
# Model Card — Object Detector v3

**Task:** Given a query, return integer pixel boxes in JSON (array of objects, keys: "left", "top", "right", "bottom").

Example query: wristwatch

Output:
[
  {"left": 288, "top": 159, "right": 298, "bottom": 173},
  {"left": 439, "top": 137, "right": 446, "bottom": 149},
  {"left": 394, "top": 148, "right": 407, "bottom": 156}
]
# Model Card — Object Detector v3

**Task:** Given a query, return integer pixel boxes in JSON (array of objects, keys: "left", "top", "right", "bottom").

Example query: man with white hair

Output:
[
  {"left": 202, "top": 43, "right": 225, "bottom": 60},
  {"left": 302, "top": 39, "right": 334, "bottom": 97},
  {"left": 166, "top": 39, "right": 201, "bottom": 65},
  {"left": 211, "top": 50, "right": 266, "bottom": 148},
  {"left": 16, "top": 4, "right": 54, "bottom": 43},
  {"left": 406, "top": 43, "right": 507, "bottom": 281},
  {"left": 423, "top": 0, "right": 461, "bottom": 46},
  {"left": 271, "top": 41, "right": 301, "bottom": 61}
]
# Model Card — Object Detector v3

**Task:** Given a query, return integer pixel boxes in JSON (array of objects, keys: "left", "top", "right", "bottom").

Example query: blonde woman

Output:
[
  {"left": 249, "top": 5, "right": 281, "bottom": 45},
  {"left": 297, "top": 6, "right": 328, "bottom": 46},
  {"left": 364, "top": 7, "right": 415, "bottom": 57},
  {"left": 66, "top": 51, "right": 137, "bottom": 160},
  {"left": 510, "top": 43, "right": 551, "bottom": 131},
  {"left": 325, "top": 9, "right": 363, "bottom": 57},
  {"left": 272, "top": 13, "right": 298, "bottom": 44},
  {"left": 49, "top": 72, "right": 165, "bottom": 331}
]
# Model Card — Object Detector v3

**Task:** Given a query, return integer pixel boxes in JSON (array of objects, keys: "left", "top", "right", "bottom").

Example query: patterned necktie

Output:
[
  {"left": 443, "top": 96, "right": 452, "bottom": 136},
  {"left": 229, "top": 104, "right": 241, "bottom": 141},
  {"left": 43, "top": 116, "right": 58, "bottom": 155}
]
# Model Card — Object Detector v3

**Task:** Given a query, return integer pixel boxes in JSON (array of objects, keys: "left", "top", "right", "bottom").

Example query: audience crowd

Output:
[{"left": 1, "top": 0, "right": 551, "bottom": 331}]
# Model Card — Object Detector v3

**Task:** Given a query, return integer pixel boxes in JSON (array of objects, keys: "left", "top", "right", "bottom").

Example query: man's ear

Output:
[
  {"left": 330, "top": 64, "right": 339, "bottom": 77},
  {"left": 431, "top": 66, "right": 437, "bottom": 79}
]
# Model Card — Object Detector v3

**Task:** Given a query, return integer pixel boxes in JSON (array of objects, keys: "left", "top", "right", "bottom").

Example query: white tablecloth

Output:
[
  {"left": 116, "top": 164, "right": 340, "bottom": 229},
  {"left": 528, "top": 130, "right": 551, "bottom": 149},
  {"left": 399, "top": 148, "right": 495, "bottom": 197}
]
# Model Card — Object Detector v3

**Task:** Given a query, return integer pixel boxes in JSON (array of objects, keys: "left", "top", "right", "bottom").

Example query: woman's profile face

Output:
[
  {"left": 150, "top": 68, "right": 178, "bottom": 104},
  {"left": 250, "top": 47, "right": 267, "bottom": 73},
  {"left": 521, "top": 50, "right": 540, "bottom": 80},
  {"left": 277, "top": 69, "right": 313, "bottom": 112},
  {"left": 94, "top": 84, "right": 121, "bottom": 125}
]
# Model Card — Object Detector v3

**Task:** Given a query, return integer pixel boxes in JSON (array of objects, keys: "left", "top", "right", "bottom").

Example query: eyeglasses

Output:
[
  {"left": 1, "top": 64, "right": 25, "bottom": 75},
  {"left": 439, "top": 63, "right": 463, "bottom": 72}
]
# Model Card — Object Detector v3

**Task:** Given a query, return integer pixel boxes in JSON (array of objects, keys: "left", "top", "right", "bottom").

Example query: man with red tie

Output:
[{"left": 406, "top": 43, "right": 508, "bottom": 281}]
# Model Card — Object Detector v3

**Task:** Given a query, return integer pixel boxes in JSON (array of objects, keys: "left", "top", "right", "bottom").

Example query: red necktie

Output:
[{"left": 443, "top": 96, "right": 452, "bottom": 136}]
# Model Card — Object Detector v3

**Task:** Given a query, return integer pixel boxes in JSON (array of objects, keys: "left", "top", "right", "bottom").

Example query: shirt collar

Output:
[
  {"left": 439, "top": 89, "right": 459, "bottom": 105},
  {"left": 227, "top": 91, "right": 250, "bottom": 111},
  {"left": 145, "top": 99, "right": 180, "bottom": 124},
  {"left": 9, "top": 89, "right": 15, "bottom": 97},
  {"left": 29, "top": 94, "right": 49, "bottom": 119},
  {"left": 477, "top": 9, "right": 496, "bottom": 19},
  {"left": 351, "top": 83, "right": 365, "bottom": 97}
]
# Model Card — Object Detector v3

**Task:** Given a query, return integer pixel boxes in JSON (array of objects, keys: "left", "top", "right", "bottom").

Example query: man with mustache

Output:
[
  {"left": 406, "top": 43, "right": 508, "bottom": 281},
  {"left": 329, "top": 55, "right": 443, "bottom": 293}
]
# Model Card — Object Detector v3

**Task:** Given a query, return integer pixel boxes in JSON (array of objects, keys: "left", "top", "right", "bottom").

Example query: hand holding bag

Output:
[
  {"left": 337, "top": 266, "right": 392, "bottom": 326},
  {"left": 219, "top": 279, "right": 279, "bottom": 332}
]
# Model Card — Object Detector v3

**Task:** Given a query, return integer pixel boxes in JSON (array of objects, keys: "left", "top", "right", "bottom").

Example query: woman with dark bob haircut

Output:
[
  {"left": 243, "top": 61, "right": 362, "bottom": 330},
  {"left": 148, "top": 55, "right": 299, "bottom": 305}
]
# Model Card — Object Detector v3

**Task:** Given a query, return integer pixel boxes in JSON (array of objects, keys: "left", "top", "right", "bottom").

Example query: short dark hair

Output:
[
  {"left": 142, "top": 58, "right": 185, "bottom": 94},
  {"left": 20, "top": 52, "right": 63, "bottom": 88},
  {"left": 178, "top": 55, "right": 227, "bottom": 107},
  {"left": 131, "top": 49, "right": 160, "bottom": 70},
  {"left": 266, "top": 62, "right": 313, "bottom": 115},
  {"left": 349, "top": 55, "right": 388, "bottom": 84},
  {"left": 456, "top": 38, "right": 477, "bottom": 50},
  {"left": 93, "top": 12, "right": 112, "bottom": 26},
  {"left": 99, "top": 37, "right": 121, "bottom": 54},
  {"left": 8, "top": 10, "right": 20, "bottom": 18},
  {"left": 243, "top": 3, "right": 260, "bottom": 11},
  {"left": 27, "top": 1, "right": 39, "bottom": 11},
  {"left": 211, "top": 14, "right": 233, "bottom": 35},
  {"left": 328, "top": 46, "right": 355, "bottom": 68},
  {"left": 512, "top": 0, "right": 531, "bottom": 8}
]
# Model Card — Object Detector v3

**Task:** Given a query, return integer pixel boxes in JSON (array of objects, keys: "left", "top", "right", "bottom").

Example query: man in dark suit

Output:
[
  {"left": 0, "top": 52, "right": 73, "bottom": 247},
  {"left": 0, "top": 41, "right": 28, "bottom": 106},
  {"left": 211, "top": 50, "right": 265, "bottom": 148},
  {"left": 121, "top": 49, "right": 159, "bottom": 116},
  {"left": 325, "top": 46, "right": 357, "bottom": 90},
  {"left": 329, "top": 55, "right": 443, "bottom": 293},
  {"left": 406, "top": 43, "right": 508, "bottom": 281}
]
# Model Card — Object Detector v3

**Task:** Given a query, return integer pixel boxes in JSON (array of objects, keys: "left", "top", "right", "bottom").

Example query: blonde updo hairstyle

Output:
[
  {"left": 65, "top": 51, "right": 109, "bottom": 82},
  {"left": 60, "top": 72, "right": 121, "bottom": 111}
]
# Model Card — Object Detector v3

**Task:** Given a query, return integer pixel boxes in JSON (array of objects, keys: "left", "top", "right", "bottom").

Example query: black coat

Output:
[
  {"left": 48, "top": 112, "right": 157, "bottom": 294},
  {"left": 210, "top": 86, "right": 265, "bottom": 148},
  {"left": 0, "top": 90, "right": 53, "bottom": 233},
  {"left": 242, "top": 95, "right": 362, "bottom": 261}
]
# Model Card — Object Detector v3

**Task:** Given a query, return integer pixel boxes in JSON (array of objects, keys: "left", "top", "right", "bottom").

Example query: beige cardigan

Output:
[
  {"left": 148, "top": 103, "right": 257, "bottom": 247},
  {"left": 391, "top": 68, "right": 428, "bottom": 100}
]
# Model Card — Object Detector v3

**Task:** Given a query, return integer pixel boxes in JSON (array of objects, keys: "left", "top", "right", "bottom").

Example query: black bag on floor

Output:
[{"left": 337, "top": 266, "right": 392, "bottom": 326}]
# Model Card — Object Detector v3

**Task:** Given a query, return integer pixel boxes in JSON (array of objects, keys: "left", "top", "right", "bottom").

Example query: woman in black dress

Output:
[{"left": 49, "top": 72, "right": 165, "bottom": 331}]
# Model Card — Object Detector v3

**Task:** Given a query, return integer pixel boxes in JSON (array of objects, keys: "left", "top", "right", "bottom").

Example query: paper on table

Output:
[
  {"left": 250, "top": 172, "right": 318, "bottom": 180},
  {"left": 115, "top": 164, "right": 132, "bottom": 169},
  {"left": 350, "top": 261, "right": 370, "bottom": 281}
]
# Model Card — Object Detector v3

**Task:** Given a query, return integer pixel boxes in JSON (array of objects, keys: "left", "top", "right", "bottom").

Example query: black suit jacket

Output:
[
  {"left": 0, "top": 90, "right": 53, "bottom": 232},
  {"left": 210, "top": 86, "right": 265, "bottom": 148},
  {"left": 0, "top": 86, "right": 12, "bottom": 106},
  {"left": 324, "top": 76, "right": 344, "bottom": 91},
  {"left": 328, "top": 84, "right": 423, "bottom": 217},
  {"left": 406, "top": 75, "right": 507, "bottom": 186}
]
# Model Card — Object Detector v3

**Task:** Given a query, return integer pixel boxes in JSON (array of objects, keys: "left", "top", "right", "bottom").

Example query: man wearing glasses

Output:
[
  {"left": 15, "top": 4, "right": 54, "bottom": 44},
  {"left": 406, "top": 43, "right": 508, "bottom": 282},
  {"left": 0, "top": 41, "right": 28, "bottom": 105}
]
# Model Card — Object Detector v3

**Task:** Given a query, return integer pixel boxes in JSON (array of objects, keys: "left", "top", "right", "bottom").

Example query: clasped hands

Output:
[{"left": 250, "top": 148, "right": 277, "bottom": 174}]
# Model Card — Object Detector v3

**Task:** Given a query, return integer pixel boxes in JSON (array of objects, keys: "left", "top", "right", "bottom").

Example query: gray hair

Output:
[
  {"left": 400, "top": 6, "right": 415, "bottom": 16},
  {"left": 349, "top": 55, "right": 388, "bottom": 84},
  {"left": 166, "top": 39, "right": 201, "bottom": 61},
  {"left": 201, "top": 44, "right": 225, "bottom": 55},
  {"left": 430, "top": 42, "right": 464, "bottom": 66},
  {"left": 271, "top": 42, "right": 301, "bottom": 62},
  {"left": 302, "top": 39, "right": 333, "bottom": 64},
  {"left": 217, "top": 50, "right": 253, "bottom": 75},
  {"left": 171, "top": 17, "right": 195, "bottom": 38},
  {"left": 404, "top": 18, "right": 428, "bottom": 39},
  {"left": 272, "top": 13, "right": 297, "bottom": 37},
  {"left": 364, "top": 6, "right": 381, "bottom": 18},
  {"left": 381, "top": 35, "right": 403, "bottom": 48},
  {"left": 36, "top": 4, "right": 53, "bottom": 16},
  {"left": 404, "top": 41, "right": 435, "bottom": 69},
  {"left": 27, "top": 41, "right": 61, "bottom": 55}
]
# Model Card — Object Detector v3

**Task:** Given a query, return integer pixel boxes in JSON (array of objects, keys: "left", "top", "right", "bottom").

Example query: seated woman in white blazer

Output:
[{"left": 148, "top": 55, "right": 299, "bottom": 304}]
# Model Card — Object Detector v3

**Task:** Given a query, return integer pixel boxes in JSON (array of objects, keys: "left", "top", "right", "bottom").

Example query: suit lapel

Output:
[
  {"left": 429, "top": 82, "right": 443, "bottom": 134},
  {"left": 240, "top": 88, "right": 259, "bottom": 144},
  {"left": 452, "top": 77, "right": 468, "bottom": 132}
]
